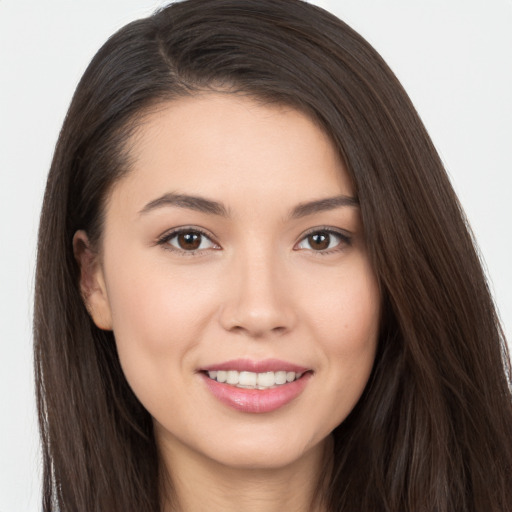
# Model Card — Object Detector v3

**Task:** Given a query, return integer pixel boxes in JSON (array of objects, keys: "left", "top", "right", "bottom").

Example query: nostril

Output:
[
  {"left": 225, "top": 323, "right": 289, "bottom": 338},
  {"left": 218, "top": 296, "right": 296, "bottom": 337}
]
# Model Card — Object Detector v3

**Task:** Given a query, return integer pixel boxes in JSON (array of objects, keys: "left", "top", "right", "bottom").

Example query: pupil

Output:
[
  {"left": 309, "top": 232, "right": 329, "bottom": 250},
  {"left": 178, "top": 232, "right": 201, "bottom": 250}
]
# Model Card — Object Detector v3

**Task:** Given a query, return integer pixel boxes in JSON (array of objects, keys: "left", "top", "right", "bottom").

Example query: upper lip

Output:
[{"left": 200, "top": 358, "right": 310, "bottom": 373}]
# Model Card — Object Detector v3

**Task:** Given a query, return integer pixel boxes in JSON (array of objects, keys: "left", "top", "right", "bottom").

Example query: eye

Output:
[
  {"left": 295, "top": 229, "right": 351, "bottom": 252},
  {"left": 158, "top": 228, "right": 219, "bottom": 253}
]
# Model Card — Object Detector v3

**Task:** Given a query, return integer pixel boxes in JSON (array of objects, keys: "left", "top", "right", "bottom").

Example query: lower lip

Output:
[{"left": 201, "top": 372, "right": 312, "bottom": 413}]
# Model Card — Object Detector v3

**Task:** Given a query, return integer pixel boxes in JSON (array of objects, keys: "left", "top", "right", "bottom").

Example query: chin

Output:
[{"left": 196, "top": 429, "right": 329, "bottom": 471}]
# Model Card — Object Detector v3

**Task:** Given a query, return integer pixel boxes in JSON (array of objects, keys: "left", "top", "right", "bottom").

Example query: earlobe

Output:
[{"left": 73, "top": 230, "right": 113, "bottom": 331}]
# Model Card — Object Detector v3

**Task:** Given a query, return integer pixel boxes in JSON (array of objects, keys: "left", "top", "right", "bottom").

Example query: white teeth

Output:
[
  {"left": 226, "top": 370, "right": 238, "bottom": 385},
  {"left": 275, "top": 371, "right": 287, "bottom": 385},
  {"left": 206, "top": 370, "right": 303, "bottom": 389},
  {"left": 257, "top": 371, "right": 275, "bottom": 387},
  {"left": 239, "top": 371, "right": 257, "bottom": 386}
]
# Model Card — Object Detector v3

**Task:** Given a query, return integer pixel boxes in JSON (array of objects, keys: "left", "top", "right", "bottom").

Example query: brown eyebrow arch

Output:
[
  {"left": 139, "top": 193, "right": 230, "bottom": 217},
  {"left": 290, "top": 195, "right": 359, "bottom": 219},
  {"left": 139, "top": 192, "right": 358, "bottom": 218}
]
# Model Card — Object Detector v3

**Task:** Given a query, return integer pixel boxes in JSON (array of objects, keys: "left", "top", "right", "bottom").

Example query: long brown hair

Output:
[{"left": 34, "top": 0, "right": 512, "bottom": 510}]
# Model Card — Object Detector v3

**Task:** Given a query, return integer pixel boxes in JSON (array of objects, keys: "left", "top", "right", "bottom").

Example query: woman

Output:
[{"left": 34, "top": 0, "right": 512, "bottom": 510}]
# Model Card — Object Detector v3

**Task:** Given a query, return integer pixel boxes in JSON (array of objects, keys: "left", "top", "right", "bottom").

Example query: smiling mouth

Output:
[
  {"left": 201, "top": 362, "right": 313, "bottom": 413},
  {"left": 204, "top": 370, "right": 306, "bottom": 390}
]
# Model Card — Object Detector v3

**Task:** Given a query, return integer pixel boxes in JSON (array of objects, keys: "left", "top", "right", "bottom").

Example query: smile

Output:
[
  {"left": 200, "top": 359, "right": 313, "bottom": 413},
  {"left": 206, "top": 370, "right": 304, "bottom": 389}
]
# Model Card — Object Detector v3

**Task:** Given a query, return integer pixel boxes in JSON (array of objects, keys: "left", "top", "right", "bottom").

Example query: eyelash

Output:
[
  {"left": 294, "top": 227, "right": 352, "bottom": 255},
  {"left": 156, "top": 226, "right": 352, "bottom": 256},
  {"left": 156, "top": 227, "right": 220, "bottom": 256}
]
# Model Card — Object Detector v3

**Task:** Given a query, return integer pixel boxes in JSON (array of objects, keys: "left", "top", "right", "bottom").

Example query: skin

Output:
[{"left": 75, "top": 93, "right": 381, "bottom": 512}]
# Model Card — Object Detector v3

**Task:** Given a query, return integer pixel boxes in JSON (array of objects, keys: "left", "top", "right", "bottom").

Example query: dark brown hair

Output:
[{"left": 34, "top": 0, "right": 512, "bottom": 510}]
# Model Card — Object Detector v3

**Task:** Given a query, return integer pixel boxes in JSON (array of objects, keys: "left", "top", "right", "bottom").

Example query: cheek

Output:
[
  {"left": 300, "top": 260, "right": 380, "bottom": 418},
  {"left": 302, "top": 258, "right": 380, "bottom": 350},
  {"left": 101, "top": 253, "right": 220, "bottom": 406},
  {"left": 104, "top": 255, "right": 217, "bottom": 351}
]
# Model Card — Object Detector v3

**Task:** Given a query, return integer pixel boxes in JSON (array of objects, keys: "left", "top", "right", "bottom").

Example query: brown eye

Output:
[
  {"left": 296, "top": 229, "right": 350, "bottom": 252},
  {"left": 307, "top": 232, "right": 330, "bottom": 251},
  {"left": 165, "top": 230, "right": 218, "bottom": 252},
  {"left": 177, "top": 232, "right": 202, "bottom": 250}
]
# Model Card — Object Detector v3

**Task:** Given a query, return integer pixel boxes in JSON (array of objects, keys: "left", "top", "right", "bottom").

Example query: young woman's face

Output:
[{"left": 83, "top": 94, "right": 380, "bottom": 470}]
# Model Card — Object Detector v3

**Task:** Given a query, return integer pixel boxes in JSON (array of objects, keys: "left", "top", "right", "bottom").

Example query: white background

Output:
[{"left": 0, "top": 1, "right": 511, "bottom": 510}]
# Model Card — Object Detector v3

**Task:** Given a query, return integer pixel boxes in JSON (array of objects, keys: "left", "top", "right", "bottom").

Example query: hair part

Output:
[{"left": 35, "top": 1, "right": 512, "bottom": 510}]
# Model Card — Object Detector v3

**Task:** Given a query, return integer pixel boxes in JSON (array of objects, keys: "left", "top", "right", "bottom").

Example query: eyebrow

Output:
[
  {"left": 290, "top": 195, "right": 359, "bottom": 219},
  {"left": 138, "top": 192, "right": 359, "bottom": 218},
  {"left": 139, "top": 193, "right": 230, "bottom": 217}
]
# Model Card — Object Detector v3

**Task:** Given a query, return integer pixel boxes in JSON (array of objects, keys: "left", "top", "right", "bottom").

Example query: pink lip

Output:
[
  {"left": 201, "top": 358, "right": 309, "bottom": 374},
  {"left": 200, "top": 359, "right": 313, "bottom": 413}
]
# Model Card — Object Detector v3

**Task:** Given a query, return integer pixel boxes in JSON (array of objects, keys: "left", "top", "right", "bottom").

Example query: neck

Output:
[{"left": 159, "top": 436, "right": 332, "bottom": 512}]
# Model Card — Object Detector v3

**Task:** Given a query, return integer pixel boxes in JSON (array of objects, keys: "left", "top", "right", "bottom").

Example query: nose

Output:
[{"left": 219, "top": 249, "right": 297, "bottom": 339}]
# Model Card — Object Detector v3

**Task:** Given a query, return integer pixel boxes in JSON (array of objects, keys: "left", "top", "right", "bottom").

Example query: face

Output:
[{"left": 79, "top": 93, "right": 380, "bottom": 471}]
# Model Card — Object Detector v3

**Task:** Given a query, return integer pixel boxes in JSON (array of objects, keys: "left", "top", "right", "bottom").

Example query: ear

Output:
[{"left": 73, "top": 230, "right": 113, "bottom": 330}]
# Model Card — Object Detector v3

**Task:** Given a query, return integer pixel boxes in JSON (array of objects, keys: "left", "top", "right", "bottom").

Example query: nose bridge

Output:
[{"left": 220, "top": 241, "right": 295, "bottom": 337}]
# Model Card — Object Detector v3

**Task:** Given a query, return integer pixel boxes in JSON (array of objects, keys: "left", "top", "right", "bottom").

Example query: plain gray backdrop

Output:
[{"left": 1, "top": 1, "right": 511, "bottom": 510}]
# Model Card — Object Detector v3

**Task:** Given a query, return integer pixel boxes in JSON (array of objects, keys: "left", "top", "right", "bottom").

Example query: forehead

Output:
[{"left": 111, "top": 93, "right": 353, "bottom": 217}]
